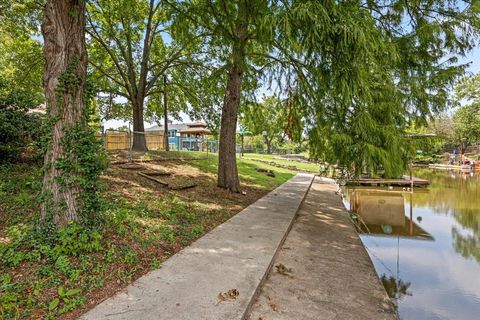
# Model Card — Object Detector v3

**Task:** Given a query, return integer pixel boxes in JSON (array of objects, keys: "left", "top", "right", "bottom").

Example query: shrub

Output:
[{"left": 0, "top": 77, "right": 45, "bottom": 163}]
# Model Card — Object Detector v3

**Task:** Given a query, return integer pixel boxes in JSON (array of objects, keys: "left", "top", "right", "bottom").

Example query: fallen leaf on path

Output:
[
  {"left": 267, "top": 296, "right": 279, "bottom": 312},
  {"left": 275, "top": 263, "right": 293, "bottom": 276},
  {"left": 217, "top": 292, "right": 226, "bottom": 302},
  {"left": 227, "top": 289, "right": 239, "bottom": 298},
  {"left": 217, "top": 289, "right": 240, "bottom": 304}
]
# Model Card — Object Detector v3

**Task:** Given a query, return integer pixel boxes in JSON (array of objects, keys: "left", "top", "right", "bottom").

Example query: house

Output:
[{"left": 146, "top": 122, "right": 214, "bottom": 151}]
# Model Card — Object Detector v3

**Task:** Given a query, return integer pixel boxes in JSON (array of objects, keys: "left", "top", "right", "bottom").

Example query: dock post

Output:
[{"left": 409, "top": 160, "right": 413, "bottom": 190}]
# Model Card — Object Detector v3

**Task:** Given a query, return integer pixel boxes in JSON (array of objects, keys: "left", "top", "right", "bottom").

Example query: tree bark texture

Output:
[
  {"left": 41, "top": 0, "right": 87, "bottom": 227},
  {"left": 129, "top": 0, "right": 157, "bottom": 152},
  {"left": 164, "top": 75, "right": 169, "bottom": 151},
  {"left": 132, "top": 97, "right": 147, "bottom": 151},
  {"left": 217, "top": 3, "right": 249, "bottom": 192},
  {"left": 218, "top": 62, "right": 242, "bottom": 192}
]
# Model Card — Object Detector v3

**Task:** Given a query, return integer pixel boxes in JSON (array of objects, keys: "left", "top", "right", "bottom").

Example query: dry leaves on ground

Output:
[
  {"left": 217, "top": 289, "right": 240, "bottom": 304},
  {"left": 275, "top": 263, "right": 293, "bottom": 276},
  {"left": 267, "top": 296, "right": 279, "bottom": 312}
]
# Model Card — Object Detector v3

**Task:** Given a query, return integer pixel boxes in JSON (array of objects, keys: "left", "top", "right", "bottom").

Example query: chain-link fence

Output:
[{"left": 174, "top": 137, "right": 218, "bottom": 153}]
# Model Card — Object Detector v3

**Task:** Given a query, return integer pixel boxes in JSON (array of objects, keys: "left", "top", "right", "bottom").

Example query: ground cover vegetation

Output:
[
  {"left": 1, "top": 0, "right": 480, "bottom": 318},
  {"left": 0, "top": 157, "right": 292, "bottom": 319}
]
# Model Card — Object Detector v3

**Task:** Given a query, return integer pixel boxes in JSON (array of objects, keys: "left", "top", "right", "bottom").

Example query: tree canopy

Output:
[
  {"left": 291, "top": 0, "right": 479, "bottom": 177},
  {"left": 242, "top": 96, "right": 287, "bottom": 154},
  {"left": 427, "top": 72, "right": 480, "bottom": 152},
  {"left": 451, "top": 72, "right": 480, "bottom": 149},
  {"left": 166, "top": 0, "right": 480, "bottom": 180}
]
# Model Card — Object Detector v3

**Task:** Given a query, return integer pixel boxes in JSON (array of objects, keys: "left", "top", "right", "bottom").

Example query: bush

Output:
[
  {"left": 277, "top": 140, "right": 308, "bottom": 154},
  {"left": 0, "top": 77, "right": 45, "bottom": 163}
]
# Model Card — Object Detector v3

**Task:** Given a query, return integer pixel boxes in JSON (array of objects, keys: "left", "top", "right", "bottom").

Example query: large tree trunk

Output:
[
  {"left": 132, "top": 97, "right": 148, "bottom": 151},
  {"left": 217, "top": 5, "right": 248, "bottom": 193},
  {"left": 217, "top": 65, "right": 242, "bottom": 192},
  {"left": 164, "top": 75, "right": 169, "bottom": 151},
  {"left": 217, "top": 61, "right": 243, "bottom": 192},
  {"left": 41, "top": 0, "right": 87, "bottom": 227}
]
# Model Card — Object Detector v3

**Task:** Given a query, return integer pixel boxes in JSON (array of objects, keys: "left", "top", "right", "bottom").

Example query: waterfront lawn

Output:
[
  {"left": 0, "top": 157, "right": 292, "bottom": 319},
  {"left": 190, "top": 155, "right": 295, "bottom": 189},
  {"left": 240, "top": 153, "right": 320, "bottom": 173}
]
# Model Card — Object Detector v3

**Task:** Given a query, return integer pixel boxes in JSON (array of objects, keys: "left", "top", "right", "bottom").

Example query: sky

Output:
[
  {"left": 103, "top": 44, "right": 480, "bottom": 130},
  {"left": 462, "top": 45, "right": 480, "bottom": 73}
]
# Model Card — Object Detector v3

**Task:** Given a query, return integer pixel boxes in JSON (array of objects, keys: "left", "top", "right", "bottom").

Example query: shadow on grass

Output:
[{"left": 185, "top": 156, "right": 295, "bottom": 190}]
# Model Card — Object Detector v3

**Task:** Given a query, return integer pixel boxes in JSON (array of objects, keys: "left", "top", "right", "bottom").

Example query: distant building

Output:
[{"left": 146, "top": 122, "right": 214, "bottom": 151}]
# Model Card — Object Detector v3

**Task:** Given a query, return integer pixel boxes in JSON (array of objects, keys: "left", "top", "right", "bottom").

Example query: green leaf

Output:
[
  {"left": 65, "top": 288, "right": 81, "bottom": 296},
  {"left": 58, "top": 286, "right": 65, "bottom": 296},
  {"left": 49, "top": 298, "right": 60, "bottom": 311}
]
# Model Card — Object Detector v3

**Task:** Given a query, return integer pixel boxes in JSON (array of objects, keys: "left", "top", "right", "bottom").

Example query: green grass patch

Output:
[
  {"left": 189, "top": 155, "right": 295, "bottom": 189},
  {"left": 239, "top": 153, "right": 320, "bottom": 173}
]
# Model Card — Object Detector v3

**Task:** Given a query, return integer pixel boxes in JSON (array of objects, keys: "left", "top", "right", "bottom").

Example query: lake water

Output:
[{"left": 342, "top": 169, "right": 480, "bottom": 320}]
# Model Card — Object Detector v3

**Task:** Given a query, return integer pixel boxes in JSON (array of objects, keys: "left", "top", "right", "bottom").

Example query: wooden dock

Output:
[
  {"left": 348, "top": 175, "right": 429, "bottom": 187},
  {"left": 428, "top": 163, "right": 474, "bottom": 170}
]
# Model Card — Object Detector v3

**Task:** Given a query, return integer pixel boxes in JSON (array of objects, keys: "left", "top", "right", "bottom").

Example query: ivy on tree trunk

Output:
[{"left": 41, "top": 0, "right": 106, "bottom": 229}]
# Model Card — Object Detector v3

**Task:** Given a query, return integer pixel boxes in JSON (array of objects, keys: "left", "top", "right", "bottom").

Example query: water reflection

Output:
[
  {"left": 348, "top": 189, "right": 433, "bottom": 240},
  {"left": 343, "top": 169, "right": 480, "bottom": 320},
  {"left": 414, "top": 169, "right": 480, "bottom": 264},
  {"left": 381, "top": 274, "right": 412, "bottom": 302}
]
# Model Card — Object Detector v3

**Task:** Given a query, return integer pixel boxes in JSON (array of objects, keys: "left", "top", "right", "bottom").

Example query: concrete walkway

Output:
[
  {"left": 247, "top": 177, "right": 397, "bottom": 320},
  {"left": 81, "top": 173, "right": 314, "bottom": 320}
]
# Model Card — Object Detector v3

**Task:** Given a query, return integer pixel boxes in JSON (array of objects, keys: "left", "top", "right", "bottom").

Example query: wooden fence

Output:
[{"left": 95, "top": 131, "right": 165, "bottom": 150}]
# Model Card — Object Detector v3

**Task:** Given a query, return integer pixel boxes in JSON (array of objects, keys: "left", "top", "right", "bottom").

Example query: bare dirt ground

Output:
[
  {"left": 247, "top": 177, "right": 397, "bottom": 320},
  {"left": 105, "top": 160, "right": 268, "bottom": 215}
]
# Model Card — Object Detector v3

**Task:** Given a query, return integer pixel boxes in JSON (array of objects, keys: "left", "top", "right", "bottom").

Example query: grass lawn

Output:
[
  {"left": 110, "top": 150, "right": 297, "bottom": 189},
  {"left": 240, "top": 153, "right": 320, "bottom": 173},
  {"left": 0, "top": 155, "right": 294, "bottom": 319},
  {"left": 190, "top": 155, "right": 296, "bottom": 189}
]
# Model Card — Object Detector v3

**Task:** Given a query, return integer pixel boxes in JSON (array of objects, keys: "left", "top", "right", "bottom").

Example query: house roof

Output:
[
  {"left": 179, "top": 127, "right": 211, "bottom": 134},
  {"left": 188, "top": 122, "right": 207, "bottom": 127},
  {"left": 146, "top": 122, "right": 208, "bottom": 132},
  {"left": 146, "top": 123, "right": 189, "bottom": 132}
]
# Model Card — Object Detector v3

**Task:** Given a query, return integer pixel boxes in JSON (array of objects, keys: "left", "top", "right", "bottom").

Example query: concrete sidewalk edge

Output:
[
  {"left": 241, "top": 174, "right": 315, "bottom": 320},
  {"left": 80, "top": 173, "right": 315, "bottom": 320}
]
